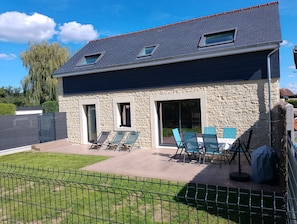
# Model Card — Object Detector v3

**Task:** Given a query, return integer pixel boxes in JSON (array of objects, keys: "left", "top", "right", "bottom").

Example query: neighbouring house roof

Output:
[
  {"left": 53, "top": 2, "right": 282, "bottom": 78},
  {"left": 280, "top": 88, "right": 295, "bottom": 97},
  {"left": 16, "top": 106, "right": 42, "bottom": 111},
  {"left": 15, "top": 106, "right": 43, "bottom": 115}
]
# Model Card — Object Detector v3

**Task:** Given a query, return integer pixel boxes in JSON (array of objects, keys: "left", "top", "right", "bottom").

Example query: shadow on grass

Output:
[{"left": 175, "top": 182, "right": 286, "bottom": 224}]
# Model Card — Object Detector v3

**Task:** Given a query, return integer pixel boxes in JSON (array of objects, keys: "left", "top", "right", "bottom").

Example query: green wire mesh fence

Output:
[
  {"left": 287, "top": 136, "right": 297, "bottom": 223},
  {"left": 0, "top": 163, "right": 286, "bottom": 223}
]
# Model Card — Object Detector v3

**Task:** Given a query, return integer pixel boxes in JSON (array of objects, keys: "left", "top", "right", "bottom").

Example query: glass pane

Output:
[
  {"left": 87, "top": 105, "right": 97, "bottom": 142},
  {"left": 138, "top": 45, "right": 156, "bottom": 57},
  {"left": 205, "top": 31, "right": 234, "bottom": 45},
  {"left": 160, "top": 101, "right": 179, "bottom": 145},
  {"left": 145, "top": 46, "right": 155, "bottom": 55},
  {"left": 180, "top": 100, "right": 201, "bottom": 133},
  {"left": 120, "top": 103, "right": 131, "bottom": 127},
  {"left": 158, "top": 99, "right": 201, "bottom": 146},
  {"left": 85, "top": 55, "right": 99, "bottom": 64}
]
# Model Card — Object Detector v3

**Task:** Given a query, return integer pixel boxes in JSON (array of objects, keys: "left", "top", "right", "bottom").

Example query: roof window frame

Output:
[
  {"left": 137, "top": 44, "right": 159, "bottom": 58},
  {"left": 76, "top": 52, "right": 105, "bottom": 66},
  {"left": 199, "top": 29, "right": 237, "bottom": 48}
]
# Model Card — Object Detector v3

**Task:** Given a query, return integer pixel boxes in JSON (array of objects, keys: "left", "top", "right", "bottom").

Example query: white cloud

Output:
[
  {"left": 281, "top": 40, "right": 294, "bottom": 47},
  {"left": 289, "top": 65, "right": 297, "bottom": 69},
  {"left": 0, "top": 11, "right": 56, "bottom": 43},
  {"left": 0, "top": 53, "right": 16, "bottom": 60},
  {"left": 58, "top": 21, "right": 99, "bottom": 43}
]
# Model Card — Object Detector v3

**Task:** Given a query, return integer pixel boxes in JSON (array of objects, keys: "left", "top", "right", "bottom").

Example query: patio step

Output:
[{"left": 31, "top": 139, "right": 71, "bottom": 151}]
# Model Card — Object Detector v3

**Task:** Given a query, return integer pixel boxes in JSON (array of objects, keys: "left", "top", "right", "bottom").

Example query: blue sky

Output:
[{"left": 1, "top": 0, "right": 297, "bottom": 92}]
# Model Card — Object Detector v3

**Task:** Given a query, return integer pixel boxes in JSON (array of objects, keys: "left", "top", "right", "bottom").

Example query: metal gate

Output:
[
  {"left": 0, "top": 113, "right": 67, "bottom": 150},
  {"left": 38, "top": 113, "right": 56, "bottom": 143}
]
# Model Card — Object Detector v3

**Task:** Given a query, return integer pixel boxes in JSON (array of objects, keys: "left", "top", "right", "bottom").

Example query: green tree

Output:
[
  {"left": 21, "top": 42, "right": 70, "bottom": 105},
  {"left": 0, "top": 86, "right": 27, "bottom": 106}
]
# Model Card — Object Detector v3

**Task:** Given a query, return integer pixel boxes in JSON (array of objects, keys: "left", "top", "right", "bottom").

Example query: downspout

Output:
[{"left": 267, "top": 47, "right": 279, "bottom": 147}]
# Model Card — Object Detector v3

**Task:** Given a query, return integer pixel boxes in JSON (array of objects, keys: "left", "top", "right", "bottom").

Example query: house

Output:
[
  {"left": 280, "top": 88, "right": 295, "bottom": 99},
  {"left": 15, "top": 106, "right": 42, "bottom": 115},
  {"left": 53, "top": 2, "right": 282, "bottom": 149}
]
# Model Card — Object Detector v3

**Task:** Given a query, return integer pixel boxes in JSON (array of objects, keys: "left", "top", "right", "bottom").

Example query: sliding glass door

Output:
[{"left": 157, "top": 99, "right": 201, "bottom": 146}]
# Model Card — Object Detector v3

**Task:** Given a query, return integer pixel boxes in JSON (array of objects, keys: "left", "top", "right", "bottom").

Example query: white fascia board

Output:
[{"left": 53, "top": 43, "right": 280, "bottom": 78}]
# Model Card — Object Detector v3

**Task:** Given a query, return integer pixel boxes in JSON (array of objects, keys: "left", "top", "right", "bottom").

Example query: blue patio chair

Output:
[
  {"left": 183, "top": 132, "right": 202, "bottom": 163},
  {"left": 119, "top": 131, "right": 140, "bottom": 151},
  {"left": 202, "top": 133, "right": 225, "bottom": 168},
  {"left": 89, "top": 131, "right": 110, "bottom": 149},
  {"left": 170, "top": 128, "right": 185, "bottom": 160},
  {"left": 223, "top": 127, "right": 237, "bottom": 139},
  {"left": 106, "top": 131, "right": 126, "bottom": 150},
  {"left": 203, "top": 126, "right": 216, "bottom": 134}
]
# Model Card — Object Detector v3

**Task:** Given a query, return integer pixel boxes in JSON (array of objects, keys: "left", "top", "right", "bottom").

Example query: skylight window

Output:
[
  {"left": 76, "top": 53, "right": 103, "bottom": 66},
  {"left": 137, "top": 45, "right": 158, "bottom": 58},
  {"left": 199, "top": 29, "right": 236, "bottom": 47}
]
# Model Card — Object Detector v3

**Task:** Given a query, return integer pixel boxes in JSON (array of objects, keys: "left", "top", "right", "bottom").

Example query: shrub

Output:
[
  {"left": 42, "top": 101, "right": 59, "bottom": 113},
  {"left": 0, "top": 103, "right": 16, "bottom": 115},
  {"left": 287, "top": 99, "right": 297, "bottom": 108}
]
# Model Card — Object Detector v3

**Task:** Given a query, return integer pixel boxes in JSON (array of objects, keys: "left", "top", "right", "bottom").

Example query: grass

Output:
[
  {"left": 0, "top": 151, "right": 108, "bottom": 169},
  {"left": 0, "top": 151, "right": 286, "bottom": 223}
]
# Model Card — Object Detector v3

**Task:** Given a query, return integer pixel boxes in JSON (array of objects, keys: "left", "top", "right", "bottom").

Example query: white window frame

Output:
[
  {"left": 113, "top": 96, "right": 135, "bottom": 131},
  {"left": 137, "top": 45, "right": 159, "bottom": 58},
  {"left": 150, "top": 92, "right": 207, "bottom": 148},
  {"left": 199, "top": 29, "right": 237, "bottom": 47},
  {"left": 76, "top": 52, "right": 105, "bottom": 66}
]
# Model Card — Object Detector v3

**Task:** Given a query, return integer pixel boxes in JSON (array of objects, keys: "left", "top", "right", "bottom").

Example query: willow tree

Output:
[{"left": 21, "top": 42, "right": 70, "bottom": 105}]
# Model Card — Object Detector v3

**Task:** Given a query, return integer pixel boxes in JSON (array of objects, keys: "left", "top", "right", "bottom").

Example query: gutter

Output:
[{"left": 267, "top": 47, "right": 279, "bottom": 147}]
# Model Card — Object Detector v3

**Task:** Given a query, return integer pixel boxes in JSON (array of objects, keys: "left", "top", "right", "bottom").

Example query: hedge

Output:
[{"left": 0, "top": 103, "right": 16, "bottom": 115}]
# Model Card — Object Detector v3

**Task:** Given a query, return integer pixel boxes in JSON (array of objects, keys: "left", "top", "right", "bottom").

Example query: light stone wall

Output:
[{"left": 58, "top": 77, "right": 280, "bottom": 149}]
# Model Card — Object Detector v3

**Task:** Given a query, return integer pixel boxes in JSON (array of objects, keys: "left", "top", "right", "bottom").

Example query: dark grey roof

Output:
[{"left": 53, "top": 2, "right": 282, "bottom": 77}]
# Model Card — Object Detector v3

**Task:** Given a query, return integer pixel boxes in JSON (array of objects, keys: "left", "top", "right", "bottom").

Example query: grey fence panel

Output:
[
  {"left": 0, "top": 113, "right": 67, "bottom": 150},
  {"left": 0, "top": 115, "right": 39, "bottom": 150},
  {"left": 54, "top": 112, "right": 67, "bottom": 140},
  {"left": 38, "top": 113, "right": 55, "bottom": 143}
]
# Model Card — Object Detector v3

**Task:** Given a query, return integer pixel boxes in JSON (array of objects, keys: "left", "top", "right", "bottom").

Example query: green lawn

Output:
[
  {"left": 0, "top": 151, "right": 285, "bottom": 223},
  {"left": 0, "top": 151, "right": 108, "bottom": 169}
]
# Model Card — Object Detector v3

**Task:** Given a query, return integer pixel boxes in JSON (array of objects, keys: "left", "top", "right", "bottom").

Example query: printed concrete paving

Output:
[{"left": 27, "top": 139, "right": 281, "bottom": 192}]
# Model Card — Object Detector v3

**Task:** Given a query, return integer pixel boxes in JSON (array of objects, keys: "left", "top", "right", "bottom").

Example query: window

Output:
[
  {"left": 113, "top": 97, "right": 134, "bottom": 130},
  {"left": 76, "top": 53, "right": 103, "bottom": 66},
  {"left": 199, "top": 29, "right": 236, "bottom": 47},
  {"left": 119, "top": 103, "right": 131, "bottom": 127},
  {"left": 157, "top": 99, "right": 201, "bottom": 146},
  {"left": 150, "top": 92, "right": 206, "bottom": 148},
  {"left": 137, "top": 45, "right": 158, "bottom": 58}
]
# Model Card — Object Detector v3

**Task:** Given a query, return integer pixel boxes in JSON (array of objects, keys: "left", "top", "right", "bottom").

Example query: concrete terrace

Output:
[{"left": 30, "top": 139, "right": 281, "bottom": 193}]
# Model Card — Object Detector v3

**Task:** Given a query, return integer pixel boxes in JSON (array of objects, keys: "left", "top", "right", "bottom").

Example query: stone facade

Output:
[{"left": 58, "top": 77, "right": 280, "bottom": 149}]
